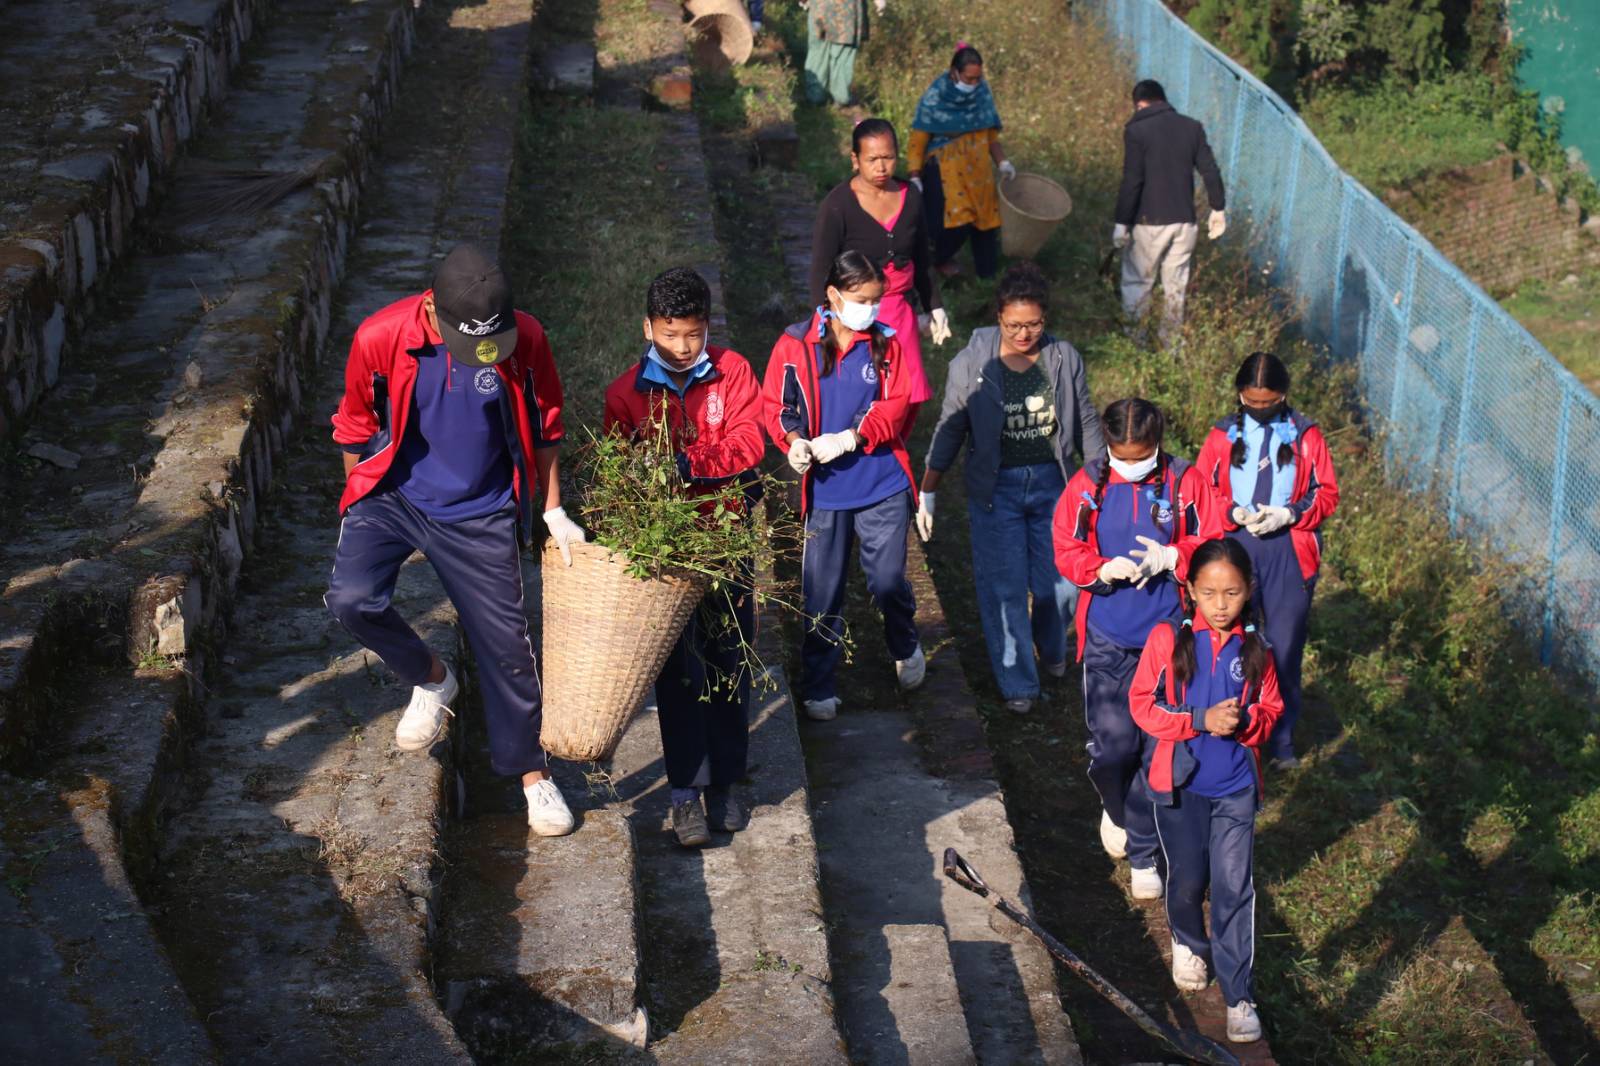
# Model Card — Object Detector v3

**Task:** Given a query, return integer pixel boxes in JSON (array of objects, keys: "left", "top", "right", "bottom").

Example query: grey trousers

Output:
[{"left": 1121, "top": 221, "right": 1199, "bottom": 340}]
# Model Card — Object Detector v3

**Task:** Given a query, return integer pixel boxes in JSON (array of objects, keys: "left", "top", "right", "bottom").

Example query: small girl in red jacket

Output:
[
  {"left": 1194, "top": 352, "right": 1338, "bottom": 768},
  {"left": 1130, "top": 536, "right": 1283, "bottom": 1045}
]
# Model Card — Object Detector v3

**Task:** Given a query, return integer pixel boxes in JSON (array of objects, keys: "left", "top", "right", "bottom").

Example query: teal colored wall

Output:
[{"left": 1509, "top": 0, "right": 1600, "bottom": 177}]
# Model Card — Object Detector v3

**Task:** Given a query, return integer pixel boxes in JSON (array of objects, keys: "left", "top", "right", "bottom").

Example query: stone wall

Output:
[{"left": 1385, "top": 154, "right": 1600, "bottom": 297}]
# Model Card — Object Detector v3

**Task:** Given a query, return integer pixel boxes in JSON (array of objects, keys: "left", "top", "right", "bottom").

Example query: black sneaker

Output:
[
  {"left": 671, "top": 799, "right": 711, "bottom": 848},
  {"left": 705, "top": 789, "right": 748, "bottom": 832}
]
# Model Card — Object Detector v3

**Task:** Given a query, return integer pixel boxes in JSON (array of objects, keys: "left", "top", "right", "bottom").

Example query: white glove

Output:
[
  {"left": 915, "top": 491, "right": 935, "bottom": 542},
  {"left": 786, "top": 437, "right": 814, "bottom": 476},
  {"left": 1097, "top": 556, "right": 1140, "bottom": 584},
  {"left": 874, "top": 0, "right": 887, "bottom": 12},
  {"left": 909, "top": 175, "right": 923, "bottom": 192},
  {"left": 808, "top": 429, "right": 859, "bottom": 465},
  {"left": 1246, "top": 504, "right": 1293, "bottom": 536},
  {"left": 1230, "top": 505, "right": 1254, "bottom": 527},
  {"left": 1130, "top": 534, "right": 1179, "bottom": 589},
  {"left": 997, "top": 159, "right": 1017, "bottom": 182},
  {"left": 1112, "top": 223, "right": 1131, "bottom": 250},
  {"left": 543, "top": 506, "right": 588, "bottom": 567},
  {"left": 1208, "top": 209, "right": 1226, "bottom": 240},
  {"left": 929, "top": 307, "right": 951, "bottom": 345}
]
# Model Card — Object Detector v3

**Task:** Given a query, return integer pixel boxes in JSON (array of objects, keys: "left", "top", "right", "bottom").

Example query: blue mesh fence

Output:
[{"left": 1076, "top": 0, "right": 1600, "bottom": 680}]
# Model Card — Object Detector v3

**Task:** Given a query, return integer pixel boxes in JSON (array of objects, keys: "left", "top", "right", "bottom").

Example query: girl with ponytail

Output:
[
  {"left": 1195, "top": 352, "right": 1339, "bottom": 768},
  {"left": 1129, "top": 537, "right": 1283, "bottom": 1045},
  {"left": 1051, "top": 398, "right": 1221, "bottom": 901}
]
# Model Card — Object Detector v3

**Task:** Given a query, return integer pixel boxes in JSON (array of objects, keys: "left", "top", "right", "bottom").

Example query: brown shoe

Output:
[{"left": 672, "top": 799, "right": 710, "bottom": 848}]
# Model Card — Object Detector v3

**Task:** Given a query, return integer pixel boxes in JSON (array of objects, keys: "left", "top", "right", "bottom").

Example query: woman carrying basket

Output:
[{"left": 909, "top": 44, "right": 1015, "bottom": 280}]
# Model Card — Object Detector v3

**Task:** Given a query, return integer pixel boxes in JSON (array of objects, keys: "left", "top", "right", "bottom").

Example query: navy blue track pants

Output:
[
  {"left": 801, "top": 490, "right": 919, "bottom": 702},
  {"left": 325, "top": 491, "right": 546, "bottom": 776},
  {"left": 1230, "top": 528, "right": 1315, "bottom": 760},
  {"left": 656, "top": 581, "right": 755, "bottom": 791},
  {"left": 1082, "top": 626, "right": 1159, "bottom": 869},
  {"left": 1154, "top": 784, "right": 1258, "bottom": 1007}
]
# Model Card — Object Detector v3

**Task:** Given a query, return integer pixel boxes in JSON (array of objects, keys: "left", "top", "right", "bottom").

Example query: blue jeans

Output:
[
  {"left": 746, "top": 0, "right": 763, "bottom": 24},
  {"left": 967, "top": 463, "right": 1076, "bottom": 700}
]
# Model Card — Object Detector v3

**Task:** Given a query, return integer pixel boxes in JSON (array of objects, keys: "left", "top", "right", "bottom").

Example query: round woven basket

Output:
[
  {"left": 998, "top": 172, "right": 1073, "bottom": 258},
  {"left": 539, "top": 540, "right": 709, "bottom": 762},
  {"left": 684, "top": 0, "right": 754, "bottom": 69}
]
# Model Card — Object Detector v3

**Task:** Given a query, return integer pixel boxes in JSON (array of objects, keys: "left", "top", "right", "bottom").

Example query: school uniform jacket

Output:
[
  {"left": 602, "top": 347, "right": 767, "bottom": 496},
  {"left": 1051, "top": 455, "right": 1222, "bottom": 660},
  {"left": 1194, "top": 411, "right": 1339, "bottom": 580},
  {"left": 331, "top": 292, "right": 564, "bottom": 526},
  {"left": 1129, "top": 617, "right": 1284, "bottom": 804},
  {"left": 760, "top": 312, "right": 918, "bottom": 515}
]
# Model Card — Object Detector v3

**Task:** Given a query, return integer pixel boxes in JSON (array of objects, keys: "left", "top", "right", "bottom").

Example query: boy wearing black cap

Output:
[{"left": 327, "top": 243, "right": 584, "bottom": 836}]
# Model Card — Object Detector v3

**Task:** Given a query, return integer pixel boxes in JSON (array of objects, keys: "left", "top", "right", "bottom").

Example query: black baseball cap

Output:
[{"left": 432, "top": 244, "right": 519, "bottom": 367}]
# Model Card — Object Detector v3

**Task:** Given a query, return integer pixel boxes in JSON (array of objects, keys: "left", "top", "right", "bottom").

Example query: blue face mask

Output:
[{"left": 953, "top": 79, "right": 979, "bottom": 94}]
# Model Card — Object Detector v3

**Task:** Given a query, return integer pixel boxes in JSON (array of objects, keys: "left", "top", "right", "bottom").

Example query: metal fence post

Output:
[
  {"left": 1330, "top": 180, "right": 1353, "bottom": 355},
  {"left": 1227, "top": 81, "right": 1248, "bottom": 176},
  {"left": 1448, "top": 304, "right": 1483, "bottom": 529},
  {"left": 1277, "top": 142, "right": 1302, "bottom": 278},
  {"left": 1388, "top": 243, "right": 1419, "bottom": 426},
  {"left": 1543, "top": 384, "right": 1574, "bottom": 664}
]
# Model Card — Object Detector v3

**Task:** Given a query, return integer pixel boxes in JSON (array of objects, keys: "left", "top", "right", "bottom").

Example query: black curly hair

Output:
[
  {"left": 995, "top": 261, "right": 1049, "bottom": 315},
  {"left": 646, "top": 267, "right": 712, "bottom": 322}
]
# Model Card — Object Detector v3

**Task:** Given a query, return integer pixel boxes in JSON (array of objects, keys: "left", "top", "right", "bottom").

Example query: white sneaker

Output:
[
  {"left": 1171, "top": 940, "right": 1210, "bottom": 992},
  {"left": 1042, "top": 659, "right": 1068, "bottom": 679},
  {"left": 1130, "top": 864, "right": 1164, "bottom": 900},
  {"left": 1226, "top": 1000, "right": 1262, "bottom": 1043},
  {"left": 803, "top": 697, "right": 838, "bottom": 721},
  {"left": 394, "top": 666, "right": 457, "bottom": 751},
  {"left": 896, "top": 644, "right": 926, "bottom": 690},
  {"left": 1098, "top": 809, "right": 1127, "bottom": 860},
  {"left": 524, "top": 778, "right": 575, "bottom": 837}
]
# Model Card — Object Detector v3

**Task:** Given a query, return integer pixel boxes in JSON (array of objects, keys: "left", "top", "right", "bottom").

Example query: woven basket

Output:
[
  {"left": 684, "top": 0, "right": 754, "bottom": 69},
  {"left": 998, "top": 172, "right": 1073, "bottom": 258},
  {"left": 539, "top": 540, "right": 709, "bottom": 762}
]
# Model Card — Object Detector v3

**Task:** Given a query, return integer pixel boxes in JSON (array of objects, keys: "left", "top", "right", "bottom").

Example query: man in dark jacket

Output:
[{"left": 1112, "top": 79, "right": 1227, "bottom": 341}]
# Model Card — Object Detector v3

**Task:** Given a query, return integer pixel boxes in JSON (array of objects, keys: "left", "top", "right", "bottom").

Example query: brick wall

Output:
[{"left": 1385, "top": 154, "right": 1600, "bottom": 296}]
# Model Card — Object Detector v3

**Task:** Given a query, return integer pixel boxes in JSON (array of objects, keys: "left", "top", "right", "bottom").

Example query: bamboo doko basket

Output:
[{"left": 539, "top": 540, "right": 709, "bottom": 762}]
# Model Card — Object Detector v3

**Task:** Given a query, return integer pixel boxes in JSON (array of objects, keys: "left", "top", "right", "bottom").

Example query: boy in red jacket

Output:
[
  {"left": 602, "top": 268, "right": 767, "bottom": 848},
  {"left": 326, "top": 244, "right": 584, "bottom": 837}
]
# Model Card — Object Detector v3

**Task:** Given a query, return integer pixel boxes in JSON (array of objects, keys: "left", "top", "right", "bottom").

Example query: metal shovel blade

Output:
[{"left": 942, "top": 848, "right": 1240, "bottom": 1066}]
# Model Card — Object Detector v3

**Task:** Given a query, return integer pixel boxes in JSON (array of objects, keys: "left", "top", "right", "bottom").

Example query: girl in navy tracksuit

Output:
[
  {"left": 1195, "top": 352, "right": 1339, "bottom": 767},
  {"left": 1052, "top": 399, "right": 1221, "bottom": 898},
  {"left": 1130, "top": 536, "right": 1283, "bottom": 1044},
  {"left": 761, "top": 250, "right": 925, "bottom": 721}
]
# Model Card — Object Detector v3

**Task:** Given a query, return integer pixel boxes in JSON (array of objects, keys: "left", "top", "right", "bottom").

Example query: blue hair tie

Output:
[
  {"left": 1181, "top": 618, "right": 1193, "bottom": 628},
  {"left": 1245, "top": 624, "right": 1257, "bottom": 633},
  {"left": 1080, "top": 490, "right": 1099, "bottom": 511}
]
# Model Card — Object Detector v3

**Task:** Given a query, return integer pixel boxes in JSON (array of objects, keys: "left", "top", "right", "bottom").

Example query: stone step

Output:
[
  {"left": 0, "top": 0, "right": 420, "bottom": 769},
  {"left": 145, "top": 0, "right": 533, "bottom": 1056},
  {"left": 0, "top": 0, "right": 267, "bottom": 433},
  {"left": 438, "top": 805, "right": 649, "bottom": 1055},
  {"left": 869, "top": 924, "right": 979, "bottom": 1066}
]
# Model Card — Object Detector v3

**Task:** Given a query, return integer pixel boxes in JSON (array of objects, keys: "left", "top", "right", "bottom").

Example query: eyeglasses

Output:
[{"left": 999, "top": 319, "right": 1045, "bottom": 335}]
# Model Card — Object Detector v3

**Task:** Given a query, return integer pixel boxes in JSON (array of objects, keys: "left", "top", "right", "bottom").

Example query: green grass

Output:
[{"left": 1500, "top": 269, "right": 1600, "bottom": 390}]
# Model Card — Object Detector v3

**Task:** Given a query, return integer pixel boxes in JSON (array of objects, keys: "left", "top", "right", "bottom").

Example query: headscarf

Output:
[{"left": 911, "top": 70, "right": 1002, "bottom": 153}]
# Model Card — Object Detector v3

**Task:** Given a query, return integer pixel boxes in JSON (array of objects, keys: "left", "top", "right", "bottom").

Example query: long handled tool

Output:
[{"left": 942, "top": 848, "right": 1240, "bottom": 1066}]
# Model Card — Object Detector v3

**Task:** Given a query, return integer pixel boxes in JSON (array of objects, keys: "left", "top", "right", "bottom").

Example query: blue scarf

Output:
[{"left": 912, "top": 73, "right": 1002, "bottom": 153}]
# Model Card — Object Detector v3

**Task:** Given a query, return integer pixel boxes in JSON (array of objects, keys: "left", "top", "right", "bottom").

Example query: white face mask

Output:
[
  {"left": 953, "top": 79, "right": 979, "bottom": 94},
  {"left": 645, "top": 331, "right": 708, "bottom": 371},
  {"left": 834, "top": 298, "right": 879, "bottom": 332},
  {"left": 1108, "top": 450, "right": 1158, "bottom": 482}
]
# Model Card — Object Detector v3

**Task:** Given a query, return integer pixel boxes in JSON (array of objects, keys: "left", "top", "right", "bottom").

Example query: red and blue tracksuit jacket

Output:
[
  {"left": 331, "top": 291, "right": 563, "bottom": 525},
  {"left": 602, "top": 346, "right": 767, "bottom": 501},
  {"left": 1129, "top": 616, "right": 1284, "bottom": 804},
  {"left": 760, "top": 312, "right": 918, "bottom": 516},
  {"left": 1052, "top": 454, "right": 1222, "bottom": 660},
  {"left": 1194, "top": 410, "right": 1339, "bottom": 580}
]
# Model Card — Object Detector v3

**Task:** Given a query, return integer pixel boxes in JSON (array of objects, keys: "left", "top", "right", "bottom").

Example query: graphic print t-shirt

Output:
[{"left": 999, "top": 360, "right": 1057, "bottom": 467}]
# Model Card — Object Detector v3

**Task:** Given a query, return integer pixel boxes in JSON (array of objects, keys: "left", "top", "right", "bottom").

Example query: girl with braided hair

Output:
[
  {"left": 1052, "top": 399, "right": 1221, "bottom": 900},
  {"left": 1195, "top": 353, "right": 1339, "bottom": 768},
  {"left": 1129, "top": 536, "right": 1283, "bottom": 1044}
]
